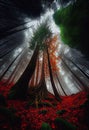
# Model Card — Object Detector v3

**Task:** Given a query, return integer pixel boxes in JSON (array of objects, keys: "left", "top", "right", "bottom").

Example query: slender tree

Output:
[
  {"left": 46, "top": 46, "right": 61, "bottom": 101},
  {"left": 0, "top": 48, "right": 24, "bottom": 81},
  {"left": 1, "top": 48, "right": 26, "bottom": 86},
  {"left": 61, "top": 57, "right": 89, "bottom": 91},
  {"left": 55, "top": 72, "right": 67, "bottom": 96}
]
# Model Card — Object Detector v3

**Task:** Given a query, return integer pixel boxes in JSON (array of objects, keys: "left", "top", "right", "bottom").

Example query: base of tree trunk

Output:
[{"left": 7, "top": 85, "right": 28, "bottom": 99}]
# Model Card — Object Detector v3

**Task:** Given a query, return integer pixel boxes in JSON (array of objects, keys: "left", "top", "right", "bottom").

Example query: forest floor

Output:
[{"left": 0, "top": 81, "right": 89, "bottom": 130}]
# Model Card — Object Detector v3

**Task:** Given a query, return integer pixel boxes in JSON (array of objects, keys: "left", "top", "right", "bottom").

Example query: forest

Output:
[{"left": 0, "top": 0, "right": 89, "bottom": 130}]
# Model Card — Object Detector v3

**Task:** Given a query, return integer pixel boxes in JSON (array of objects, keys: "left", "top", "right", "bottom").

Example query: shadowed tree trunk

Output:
[
  {"left": 8, "top": 45, "right": 39, "bottom": 99},
  {"left": 30, "top": 72, "right": 35, "bottom": 87},
  {"left": 28, "top": 51, "right": 48, "bottom": 101},
  {"left": 38, "top": 74, "right": 48, "bottom": 101},
  {"left": 39, "top": 51, "right": 48, "bottom": 99},
  {"left": 46, "top": 47, "right": 61, "bottom": 101},
  {"left": 35, "top": 57, "right": 39, "bottom": 85}
]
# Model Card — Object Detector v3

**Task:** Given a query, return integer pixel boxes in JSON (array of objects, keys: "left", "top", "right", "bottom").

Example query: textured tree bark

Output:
[
  {"left": 41, "top": 52, "right": 48, "bottom": 98},
  {"left": 55, "top": 73, "right": 67, "bottom": 96},
  {"left": 7, "top": 50, "right": 28, "bottom": 85},
  {"left": 1, "top": 49, "right": 25, "bottom": 87},
  {"left": 28, "top": 51, "right": 48, "bottom": 101},
  {"left": 35, "top": 57, "right": 39, "bottom": 85},
  {"left": 46, "top": 47, "right": 61, "bottom": 101},
  {"left": 8, "top": 45, "right": 39, "bottom": 99},
  {"left": 0, "top": 25, "right": 33, "bottom": 40},
  {"left": 61, "top": 57, "right": 89, "bottom": 91},
  {"left": 64, "top": 55, "right": 89, "bottom": 80},
  {"left": 0, "top": 49, "right": 24, "bottom": 81},
  {"left": 0, "top": 46, "right": 18, "bottom": 59}
]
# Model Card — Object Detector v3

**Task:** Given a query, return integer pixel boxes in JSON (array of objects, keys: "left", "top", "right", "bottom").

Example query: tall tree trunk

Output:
[
  {"left": 0, "top": 49, "right": 24, "bottom": 81},
  {"left": 0, "top": 46, "right": 17, "bottom": 59},
  {"left": 28, "top": 51, "right": 48, "bottom": 101},
  {"left": 8, "top": 45, "right": 39, "bottom": 99},
  {"left": 55, "top": 73, "right": 67, "bottom": 96},
  {"left": 1, "top": 49, "right": 26, "bottom": 86},
  {"left": 29, "top": 52, "right": 39, "bottom": 87},
  {"left": 64, "top": 55, "right": 89, "bottom": 80},
  {"left": 61, "top": 57, "right": 88, "bottom": 91},
  {"left": 0, "top": 25, "right": 33, "bottom": 40},
  {"left": 35, "top": 57, "right": 39, "bottom": 85},
  {"left": 46, "top": 47, "right": 61, "bottom": 101},
  {"left": 40, "top": 51, "right": 48, "bottom": 99}
]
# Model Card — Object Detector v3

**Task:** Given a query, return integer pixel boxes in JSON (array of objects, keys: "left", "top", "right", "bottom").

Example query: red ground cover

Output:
[{"left": 0, "top": 81, "right": 89, "bottom": 130}]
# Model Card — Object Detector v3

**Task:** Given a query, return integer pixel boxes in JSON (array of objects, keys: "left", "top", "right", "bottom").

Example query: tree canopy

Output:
[{"left": 53, "top": 0, "right": 89, "bottom": 57}]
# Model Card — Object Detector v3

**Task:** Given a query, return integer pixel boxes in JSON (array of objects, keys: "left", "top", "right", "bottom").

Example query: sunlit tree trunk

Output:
[
  {"left": 46, "top": 47, "right": 61, "bottom": 101},
  {"left": 7, "top": 50, "right": 28, "bottom": 85},
  {"left": 40, "top": 51, "right": 48, "bottom": 99},
  {"left": 1, "top": 48, "right": 26, "bottom": 86},
  {"left": 0, "top": 49, "right": 23, "bottom": 82},
  {"left": 30, "top": 73, "right": 35, "bottom": 87},
  {"left": 64, "top": 55, "right": 89, "bottom": 80},
  {"left": 0, "top": 46, "right": 17, "bottom": 59},
  {"left": 28, "top": 51, "right": 48, "bottom": 100},
  {"left": 0, "top": 25, "right": 33, "bottom": 40},
  {"left": 61, "top": 57, "right": 88, "bottom": 91},
  {"left": 55, "top": 73, "right": 67, "bottom": 96},
  {"left": 8, "top": 45, "right": 39, "bottom": 99}
]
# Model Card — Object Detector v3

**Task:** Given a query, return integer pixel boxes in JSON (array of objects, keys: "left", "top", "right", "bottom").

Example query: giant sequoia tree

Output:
[
  {"left": 8, "top": 21, "right": 50, "bottom": 99},
  {"left": 8, "top": 20, "right": 61, "bottom": 101}
]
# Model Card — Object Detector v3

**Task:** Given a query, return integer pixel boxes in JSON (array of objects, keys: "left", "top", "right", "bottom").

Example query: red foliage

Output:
[
  {"left": 0, "top": 81, "right": 14, "bottom": 97},
  {"left": 0, "top": 81, "right": 89, "bottom": 130},
  {"left": 44, "top": 35, "right": 60, "bottom": 78}
]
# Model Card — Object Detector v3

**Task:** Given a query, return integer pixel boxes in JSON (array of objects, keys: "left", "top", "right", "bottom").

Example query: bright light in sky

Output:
[
  {"left": 24, "top": 7, "right": 81, "bottom": 96},
  {"left": 40, "top": 9, "right": 60, "bottom": 34},
  {"left": 24, "top": 8, "right": 60, "bottom": 46},
  {"left": 13, "top": 47, "right": 22, "bottom": 58}
]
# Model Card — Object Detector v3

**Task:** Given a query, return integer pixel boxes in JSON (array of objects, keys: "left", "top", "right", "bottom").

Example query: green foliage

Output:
[
  {"left": 41, "top": 122, "right": 52, "bottom": 130},
  {"left": 39, "top": 109, "right": 47, "bottom": 115},
  {"left": 29, "top": 20, "right": 52, "bottom": 50},
  {"left": 56, "top": 109, "right": 66, "bottom": 115},
  {"left": 54, "top": 117, "right": 76, "bottom": 130},
  {"left": 53, "top": 0, "right": 89, "bottom": 55},
  {"left": 0, "top": 94, "right": 7, "bottom": 106},
  {"left": 39, "top": 101, "right": 54, "bottom": 107}
]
